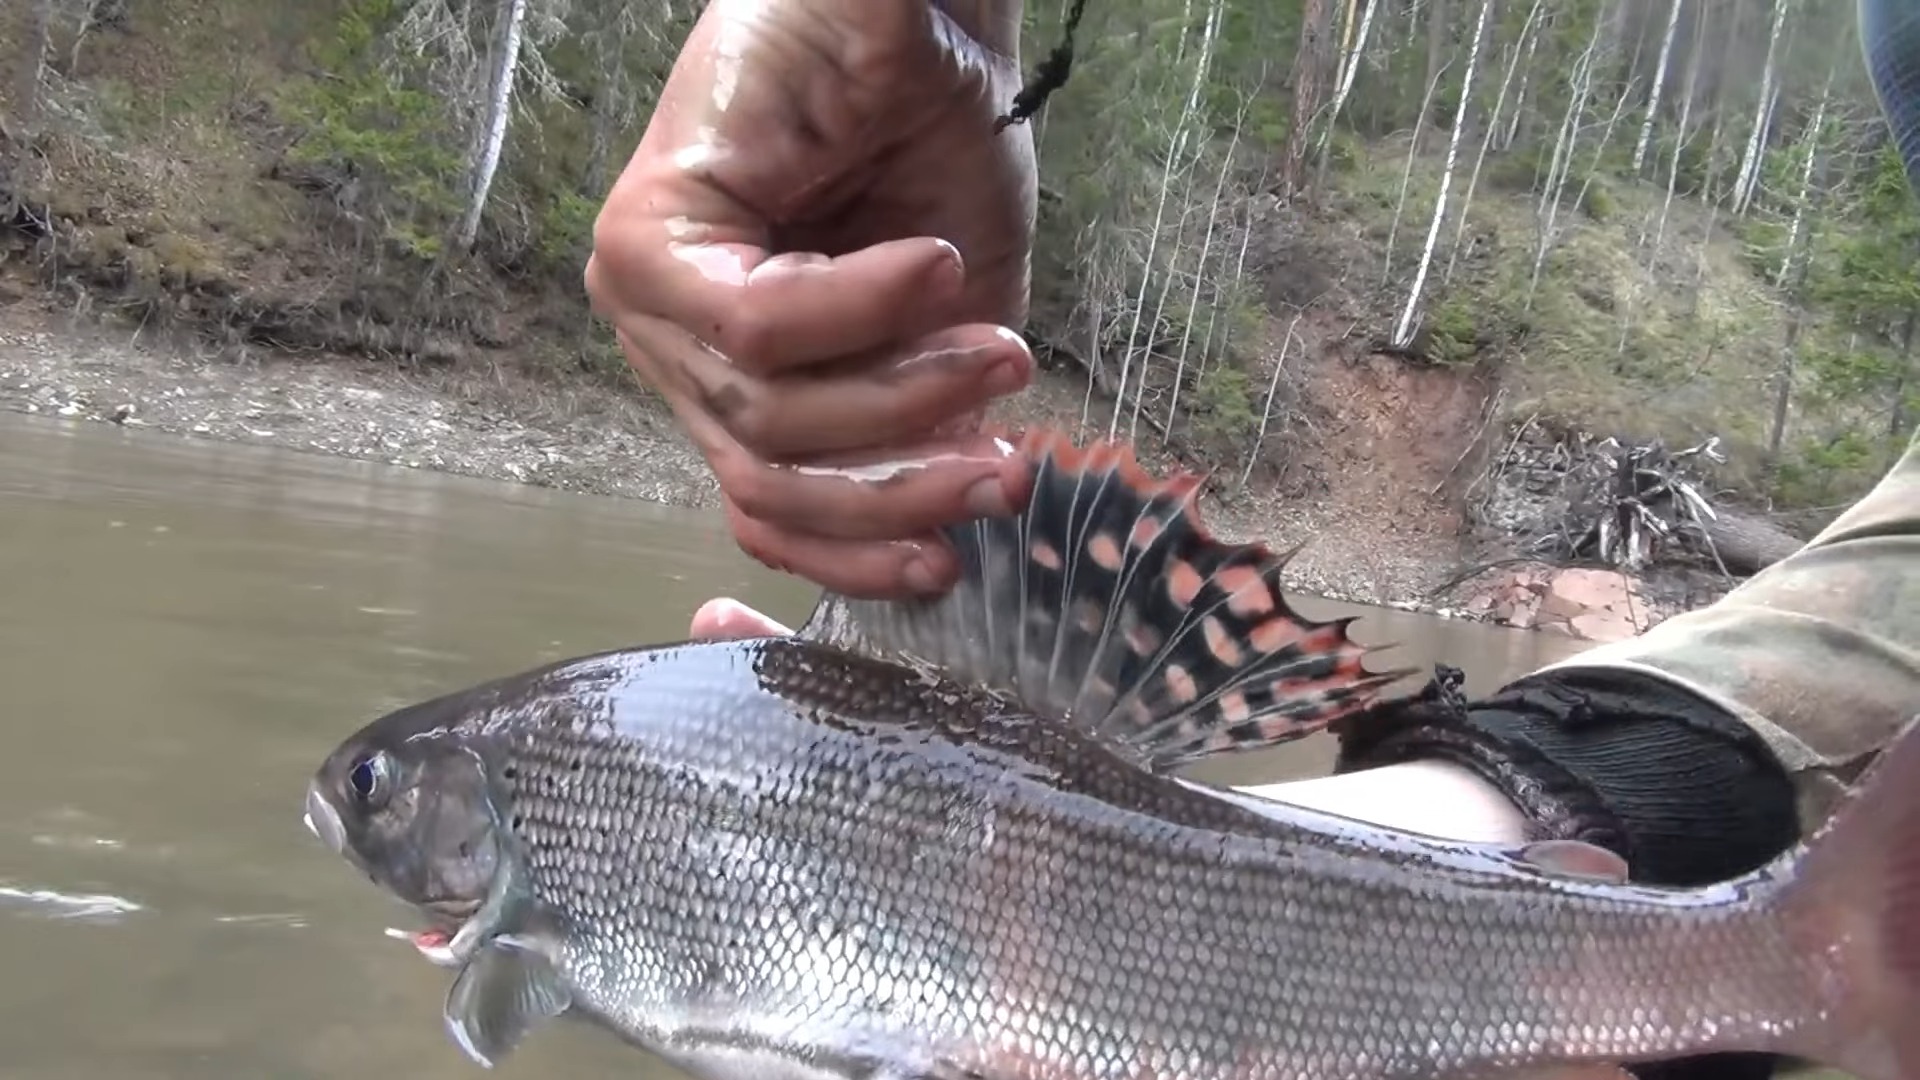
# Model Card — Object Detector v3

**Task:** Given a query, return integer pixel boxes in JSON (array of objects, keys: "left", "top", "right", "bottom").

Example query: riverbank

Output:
[
  {"left": 0, "top": 300, "right": 1484, "bottom": 609},
  {"left": 2, "top": 301, "right": 1739, "bottom": 640}
]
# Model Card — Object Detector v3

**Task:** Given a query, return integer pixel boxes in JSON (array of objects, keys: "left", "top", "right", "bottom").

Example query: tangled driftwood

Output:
[
  {"left": 1479, "top": 427, "right": 1806, "bottom": 577},
  {"left": 1560, "top": 436, "right": 1724, "bottom": 571}
]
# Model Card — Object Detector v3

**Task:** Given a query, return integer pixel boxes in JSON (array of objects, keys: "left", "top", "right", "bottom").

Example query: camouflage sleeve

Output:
[{"left": 1533, "top": 427, "right": 1920, "bottom": 828}]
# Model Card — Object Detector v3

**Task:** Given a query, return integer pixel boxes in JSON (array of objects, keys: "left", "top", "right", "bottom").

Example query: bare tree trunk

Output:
[
  {"left": 1731, "top": 0, "right": 1790, "bottom": 216},
  {"left": 1527, "top": 15, "right": 1607, "bottom": 308},
  {"left": 1629, "top": 0, "right": 1684, "bottom": 174},
  {"left": 1701, "top": 509, "right": 1805, "bottom": 574},
  {"left": 1889, "top": 311, "right": 1918, "bottom": 464},
  {"left": 455, "top": 0, "right": 530, "bottom": 253},
  {"left": 1419, "top": 0, "right": 1451, "bottom": 153},
  {"left": 1502, "top": 1, "right": 1545, "bottom": 149},
  {"left": 1764, "top": 129, "right": 1826, "bottom": 474},
  {"left": 1774, "top": 70, "right": 1831, "bottom": 287},
  {"left": 1691, "top": 6, "right": 1737, "bottom": 301},
  {"left": 1650, "top": 0, "right": 1708, "bottom": 252},
  {"left": 1280, "top": 0, "right": 1333, "bottom": 194},
  {"left": 1242, "top": 314, "right": 1303, "bottom": 488},
  {"left": 583, "top": 15, "right": 636, "bottom": 197},
  {"left": 1317, "top": 0, "right": 1381, "bottom": 159},
  {"left": 1447, "top": 0, "right": 1543, "bottom": 284},
  {"left": 1384, "top": 58, "right": 1450, "bottom": 285},
  {"left": 1112, "top": 0, "right": 1215, "bottom": 438},
  {"left": 1395, "top": 0, "right": 1493, "bottom": 347},
  {"left": 1165, "top": 62, "right": 1245, "bottom": 438}
]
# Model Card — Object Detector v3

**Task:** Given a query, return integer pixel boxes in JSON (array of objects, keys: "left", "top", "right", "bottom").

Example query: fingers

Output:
[
  {"left": 664, "top": 324, "right": 1032, "bottom": 461},
  {"left": 712, "top": 240, "right": 971, "bottom": 373},
  {"left": 621, "top": 324, "right": 1034, "bottom": 538},
  {"left": 725, "top": 497, "right": 960, "bottom": 598},
  {"left": 710, "top": 434, "right": 1034, "bottom": 544},
  {"left": 689, "top": 597, "right": 793, "bottom": 640},
  {"left": 618, "top": 316, "right": 1034, "bottom": 598}
]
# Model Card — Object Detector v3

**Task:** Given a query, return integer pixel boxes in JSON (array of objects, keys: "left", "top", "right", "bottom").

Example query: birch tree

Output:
[
  {"left": 1447, "top": 0, "right": 1544, "bottom": 284},
  {"left": 1731, "top": 0, "right": 1792, "bottom": 216},
  {"left": 1629, "top": 0, "right": 1684, "bottom": 175},
  {"left": 1393, "top": 0, "right": 1492, "bottom": 347},
  {"left": 456, "top": 0, "right": 530, "bottom": 252},
  {"left": 1526, "top": 15, "right": 1607, "bottom": 307},
  {"left": 1317, "top": 0, "right": 1380, "bottom": 155},
  {"left": 1775, "top": 73, "right": 1833, "bottom": 288}
]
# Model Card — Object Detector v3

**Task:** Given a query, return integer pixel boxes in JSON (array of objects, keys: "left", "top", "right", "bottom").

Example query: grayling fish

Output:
[{"left": 304, "top": 428, "right": 1920, "bottom": 1080}]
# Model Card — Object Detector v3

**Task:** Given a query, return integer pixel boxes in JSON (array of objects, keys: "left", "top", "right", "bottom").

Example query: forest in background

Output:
[{"left": 1, "top": 0, "right": 1914, "bottom": 520}]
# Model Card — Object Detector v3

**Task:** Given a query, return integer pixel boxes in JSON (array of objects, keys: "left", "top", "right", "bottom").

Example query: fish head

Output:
[{"left": 305, "top": 712, "right": 504, "bottom": 932}]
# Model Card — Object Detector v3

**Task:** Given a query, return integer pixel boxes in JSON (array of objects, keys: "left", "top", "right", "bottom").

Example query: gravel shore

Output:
[{"left": 1, "top": 308, "right": 1468, "bottom": 613}]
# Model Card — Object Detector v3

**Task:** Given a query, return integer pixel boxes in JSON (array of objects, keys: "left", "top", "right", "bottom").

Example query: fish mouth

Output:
[
  {"left": 390, "top": 898, "right": 481, "bottom": 968},
  {"left": 303, "top": 783, "right": 348, "bottom": 856},
  {"left": 385, "top": 924, "right": 462, "bottom": 967}
]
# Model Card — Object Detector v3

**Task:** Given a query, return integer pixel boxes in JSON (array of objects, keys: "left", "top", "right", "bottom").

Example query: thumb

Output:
[{"left": 689, "top": 597, "right": 794, "bottom": 640}]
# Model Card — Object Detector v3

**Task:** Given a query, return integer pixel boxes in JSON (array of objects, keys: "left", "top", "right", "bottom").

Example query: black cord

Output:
[{"left": 995, "top": 0, "right": 1090, "bottom": 133}]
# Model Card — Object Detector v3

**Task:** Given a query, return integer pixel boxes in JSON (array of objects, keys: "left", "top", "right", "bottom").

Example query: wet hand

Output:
[{"left": 585, "top": 0, "right": 1039, "bottom": 600}]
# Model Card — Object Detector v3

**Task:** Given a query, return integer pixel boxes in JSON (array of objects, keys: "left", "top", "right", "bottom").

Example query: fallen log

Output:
[{"left": 1698, "top": 508, "right": 1806, "bottom": 575}]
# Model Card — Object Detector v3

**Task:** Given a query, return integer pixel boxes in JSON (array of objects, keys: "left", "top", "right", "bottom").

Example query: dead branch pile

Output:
[
  {"left": 1476, "top": 425, "right": 1807, "bottom": 576},
  {"left": 1554, "top": 435, "right": 1726, "bottom": 571}
]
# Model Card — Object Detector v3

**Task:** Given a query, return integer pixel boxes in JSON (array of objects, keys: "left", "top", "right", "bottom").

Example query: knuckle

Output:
[
  {"left": 720, "top": 400, "right": 782, "bottom": 456},
  {"left": 717, "top": 460, "right": 782, "bottom": 522},
  {"left": 716, "top": 309, "right": 778, "bottom": 372},
  {"left": 733, "top": 529, "right": 784, "bottom": 572}
]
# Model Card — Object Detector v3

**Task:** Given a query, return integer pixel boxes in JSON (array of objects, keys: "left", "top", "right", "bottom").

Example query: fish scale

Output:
[
  {"left": 490, "top": 640, "right": 1806, "bottom": 1080},
  {"left": 306, "top": 427, "right": 1920, "bottom": 1080}
]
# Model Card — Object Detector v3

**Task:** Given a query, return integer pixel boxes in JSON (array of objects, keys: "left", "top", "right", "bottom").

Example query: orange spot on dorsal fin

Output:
[{"left": 796, "top": 425, "right": 1421, "bottom": 771}]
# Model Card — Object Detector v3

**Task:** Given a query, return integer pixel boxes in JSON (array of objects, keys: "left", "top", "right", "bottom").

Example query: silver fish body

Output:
[{"left": 306, "top": 430, "right": 1920, "bottom": 1080}]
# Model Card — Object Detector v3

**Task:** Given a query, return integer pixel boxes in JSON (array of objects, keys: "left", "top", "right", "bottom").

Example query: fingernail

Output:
[
  {"left": 903, "top": 556, "right": 949, "bottom": 596},
  {"left": 964, "top": 476, "right": 1014, "bottom": 518},
  {"left": 924, "top": 240, "right": 964, "bottom": 297},
  {"left": 982, "top": 355, "right": 1029, "bottom": 397}
]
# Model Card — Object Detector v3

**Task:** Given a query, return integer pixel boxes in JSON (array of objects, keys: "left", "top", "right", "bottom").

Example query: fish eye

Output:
[{"left": 347, "top": 752, "right": 389, "bottom": 804}]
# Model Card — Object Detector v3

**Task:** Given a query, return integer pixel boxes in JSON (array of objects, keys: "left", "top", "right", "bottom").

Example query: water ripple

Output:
[{"left": 0, "top": 882, "right": 145, "bottom": 922}]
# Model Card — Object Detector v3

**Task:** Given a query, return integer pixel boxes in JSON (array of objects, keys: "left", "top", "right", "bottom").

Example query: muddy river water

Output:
[{"left": 0, "top": 412, "right": 1590, "bottom": 1078}]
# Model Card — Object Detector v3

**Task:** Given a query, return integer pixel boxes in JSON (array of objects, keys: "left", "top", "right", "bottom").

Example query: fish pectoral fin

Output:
[
  {"left": 796, "top": 427, "right": 1416, "bottom": 772},
  {"left": 1514, "top": 839, "right": 1631, "bottom": 883},
  {"left": 442, "top": 938, "right": 572, "bottom": 1069}
]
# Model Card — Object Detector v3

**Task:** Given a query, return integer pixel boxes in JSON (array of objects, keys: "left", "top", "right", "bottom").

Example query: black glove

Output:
[{"left": 1334, "top": 664, "right": 1802, "bottom": 1080}]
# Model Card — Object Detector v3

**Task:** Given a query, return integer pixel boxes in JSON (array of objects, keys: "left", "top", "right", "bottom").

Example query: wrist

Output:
[
  {"left": 935, "top": 0, "right": 1024, "bottom": 58},
  {"left": 1335, "top": 665, "right": 1802, "bottom": 887},
  {"left": 1234, "top": 760, "right": 1531, "bottom": 845}
]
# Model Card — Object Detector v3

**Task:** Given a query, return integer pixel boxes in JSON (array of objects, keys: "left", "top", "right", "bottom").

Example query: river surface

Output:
[{"left": 0, "top": 412, "right": 1589, "bottom": 1078}]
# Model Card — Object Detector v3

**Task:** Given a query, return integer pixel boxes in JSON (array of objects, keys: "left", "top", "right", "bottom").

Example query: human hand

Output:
[
  {"left": 585, "top": 0, "right": 1039, "bottom": 600},
  {"left": 690, "top": 597, "right": 793, "bottom": 640}
]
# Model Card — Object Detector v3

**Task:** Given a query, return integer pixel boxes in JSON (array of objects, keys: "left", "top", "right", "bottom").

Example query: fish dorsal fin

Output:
[{"left": 796, "top": 428, "right": 1416, "bottom": 771}]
